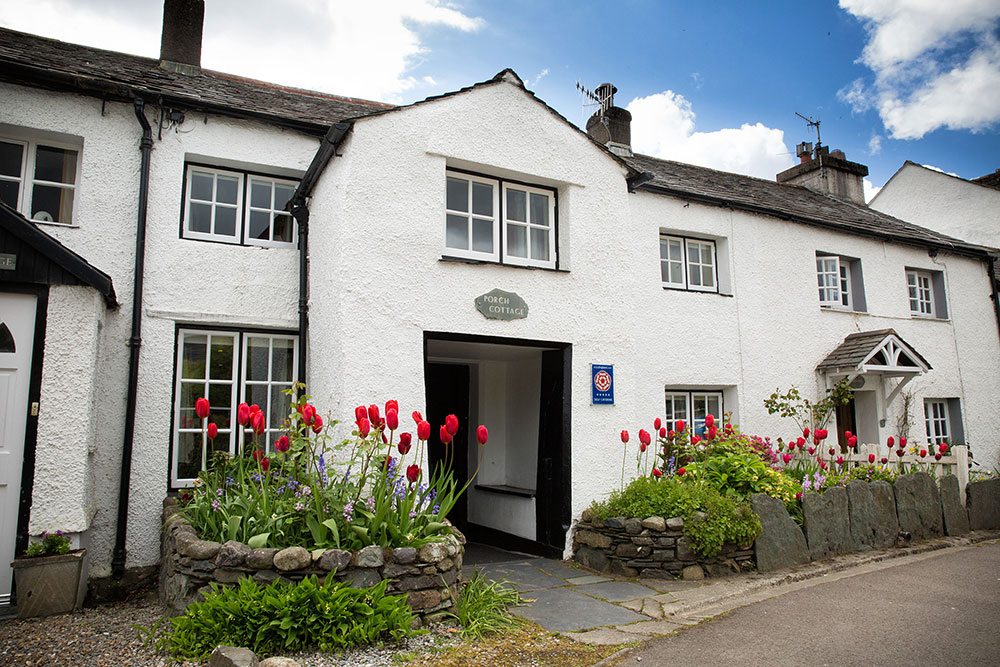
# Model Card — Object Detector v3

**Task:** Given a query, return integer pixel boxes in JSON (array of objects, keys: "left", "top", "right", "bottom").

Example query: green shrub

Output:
[
  {"left": 158, "top": 575, "right": 414, "bottom": 661},
  {"left": 679, "top": 451, "right": 800, "bottom": 504},
  {"left": 589, "top": 477, "right": 761, "bottom": 558},
  {"left": 452, "top": 572, "right": 523, "bottom": 638}
]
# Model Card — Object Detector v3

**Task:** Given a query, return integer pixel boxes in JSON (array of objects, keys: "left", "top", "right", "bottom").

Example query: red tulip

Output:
[
  {"left": 896, "top": 448, "right": 905, "bottom": 457},
  {"left": 725, "top": 423, "right": 733, "bottom": 432},
  {"left": 705, "top": 414, "right": 715, "bottom": 429},
  {"left": 836, "top": 456, "right": 844, "bottom": 465},
  {"left": 691, "top": 435, "right": 701, "bottom": 445},
  {"left": 195, "top": 397, "right": 210, "bottom": 419},
  {"left": 301, "top": 404, "right": 317, "bottom": 425},
  {"left": 900, "top": 437, "right": 907, "bottom": 448},
  {"left": 654, "top": 418, "right": 662, "bottom": 431},
  {"left": 386, "top": 408, "right": 399, "bottom": 431},
  {"left": 708, "top": 426, "right": 718, "bottom": 440},
  {"left": 919, "top": 449, "right": 927, "bottom": 458},
  {"left": 357, "top": 417, "right": 371, "bottom": 438},
  {"left": 808, "top": 446, "right": 816, "bottom": 455},
  {"left": 935, "top": 453, "right": 942, "bottom": 461},
  {"left": 677, "top": 467, "right": 686, "bottom": 476},
  {"left": 675, "top": 420, "right": 686, "bottom": 433},
  {"left": 782, "top": 453, "right": 793, "bottom": 464},
  {"left": 868, "top": 453, "right": 876, "bottom": 464},
  {"left": 260, "top": 457, "right": 269, "bottom": 472},
  {"left": 355, "top": 405, "right": 367, "bottom": 423},
  {"left": 887, "top": 436, "right": 895, "bottom": 448},
  {"left": 398, "top": 432, "right": 413, "bottom": 455},
  {"left": 845, "top": 430, "right": 853, "bottom": 439},
  {"left": 880, "top": 457, "right": 888, "bottom": 464},
  {"left": 815, "top": 429, "right": 828, "bottom": 440},
  {"left": 652, "top": 468, "right": 662, "bottom": 478},
  {"left": 368, "top": 404, "right": 380, "bottom": 424},
  {"left": 207, "top": 422, "right": 218, "bottom": 440},
  {"left": 251, "top": 411, "right": 266, "bottom": 436},
  {"left": 251, "top": 448, "right": 264, "bottom": 462},
  {"left": 445, "top": 414, "right": 459, "bottom": 436},
  {"left": 803, "top": 427, "right": 811, "bottom": 438},
  {"left": 813, "top": 436, "right": 821, "bottom": 446},
  {"left": 659, "top": 427, "right": 667, "bottom": 438},
  {"left": 620, "top": 429, "right": 630, "bottom": 444},
  {"left": 439, "top": 425, "right": 453, "bottom": 444},
  {"left": 939, "top": 443, "right": 949, "bottom": 454},
  {"left": 848, "top": 435, "right": 858, "bottom": 447},
  {"left": 638, "top": 429, "right": 651, "bottom": 446},
  {"left": 796, "top": 437, "right": 806, "bottom": 447},
  {"left": 385, "top": 400, "right": 399, "bottom": 415},
  {"left": 249, "top": 404, "right": 261, "bottom": 415},
  {"left": 381, "top": 430, "right": 388, "bottom": 444},
  {"left": 406, "top": 464, "right": 420, "bottom": 484},
  {"left": 417, "top": 420, "right": 431, "bottom": 441},
  {"left": 237, "top": 403, "right": 251, "bottom": 426},
  {"left": 829, "top": 447, "right": 836, "bottom": 456},
  {"left": 274, "top": 435, "right": 290, "bottom": 452},
  {"left": 818, "top": 460, "right": 828, "bottom": 470},
  {"left": 639, "top": 442, "right": 648, "bottom": 453},
  {"left": 668, "top": 430, "right": 676, "bottom": 439},
  {"left": 796, "top": 492, "right": 803, "bottom": 500},
  {"left": 412, "top": 410, "right": 423, "bottom": 424},
  {"left": 311, "top": 415, "right": 324, "bottom": 434},
  {"left": 477, "top": 425, "right": 489, "bottom": 446}
]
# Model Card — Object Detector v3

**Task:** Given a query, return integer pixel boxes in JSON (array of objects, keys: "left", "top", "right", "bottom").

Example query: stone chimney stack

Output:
[
  {"left": 776, "top": 145, "right": 868, "bottom": 205},
  {"left": 585, "top": 83, "right": 633, "bottom": 157},
  {"left": 160, "top": 0, "right": 204, "bottom": 74}
]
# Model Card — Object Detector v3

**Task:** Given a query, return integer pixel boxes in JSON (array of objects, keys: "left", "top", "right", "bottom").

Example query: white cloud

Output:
[
  {"left": 0, "top": 0, "right": 484, "bottom": 102},
  {"left": 868, "top": 133, "right": 882, "bottom": 155},
  {"left": 863, "top": 177, "right": 882, "bottom": 202},
  {"left": 627, "top": 91, "right": 794, "bottom": 179},
  {"left": 839, "top": 0, "right": 1000, "bottom": 139},
  {"left": 921, "top": 164, "right": 961, "bottom": 177},
  {"left": 532, "top": 68, "right": 549, "bottom": 86}
]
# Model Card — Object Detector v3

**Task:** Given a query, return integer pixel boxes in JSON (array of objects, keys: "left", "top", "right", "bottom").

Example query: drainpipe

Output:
[
  {"left": 287, "top": 122, "right": 351, "bottom": 384},
  {"left": 990, "top": 255, "right": 1000, "bottom": 341},
  {"left": 112, "top": 98, "right": 153, "bottom": 581}
]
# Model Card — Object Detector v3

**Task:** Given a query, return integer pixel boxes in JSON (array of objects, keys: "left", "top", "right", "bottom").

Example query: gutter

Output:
[
  {"left": 112, "top": 98, "right": 153, "bottom": 581},
  {"left": 287, "top": 122, "right": 352, "bottom": 384}
]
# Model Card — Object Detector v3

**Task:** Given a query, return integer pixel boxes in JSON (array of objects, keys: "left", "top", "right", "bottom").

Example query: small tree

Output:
[{"left": 764, "top": 379, "right": 853, "bottom": 434}]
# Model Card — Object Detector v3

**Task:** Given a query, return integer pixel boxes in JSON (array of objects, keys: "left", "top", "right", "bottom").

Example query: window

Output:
[
  {"left": 924, "top": 398, "right": 964, "bottom": 445},
  {"left": 182, "top": 164, "right": 298, "bottom": 247},
  {"left": 660, "top": 235, "right": 717, "bottom": 292},
  {"left": 0, "top": 137, "right": 79, "bottom": 224},
  {"left": 906, "top": 269, "right": 948, "bottom": 319},
  {"left": 444, "top": 170, "right": 556, "bottom": 269},
  {"left": 172, "top": 328, "right": 298, "bottom": 486},
  {"left": 816, "top": 253, "right": 865, "bottom": 311},
  {"left": 664, "top": 390, "right": 723, "bottom": 436}
]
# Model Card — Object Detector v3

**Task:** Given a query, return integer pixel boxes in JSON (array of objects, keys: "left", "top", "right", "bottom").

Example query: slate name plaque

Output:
[
  {"left": 475, "top": 289, "right": 528, "bottom": 320},
  {"left": 0, "top": 253, "right": 15, "bottom": 271}
]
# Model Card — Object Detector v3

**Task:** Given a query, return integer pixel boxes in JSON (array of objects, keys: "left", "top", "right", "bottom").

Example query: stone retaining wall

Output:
[
  {"left": 572, "top": 512, "right": 754, "bottom": 580},
  {"left": 159, "top": 498, "right": 463, "bottom": 623}
]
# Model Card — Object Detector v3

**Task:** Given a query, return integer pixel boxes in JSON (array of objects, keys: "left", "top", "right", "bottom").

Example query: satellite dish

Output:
[{"left": 33, "top": 211, "right": 53, "bottom": 222}]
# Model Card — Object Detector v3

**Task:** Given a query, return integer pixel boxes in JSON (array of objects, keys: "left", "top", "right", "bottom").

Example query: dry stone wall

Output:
[{"left": 159, "top": 498, "right": 463, "bottom": 623}]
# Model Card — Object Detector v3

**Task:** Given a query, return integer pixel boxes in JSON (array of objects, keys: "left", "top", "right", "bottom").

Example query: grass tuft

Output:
[{"left": 451, "top": 572, "right": 524, "bottom": 639}]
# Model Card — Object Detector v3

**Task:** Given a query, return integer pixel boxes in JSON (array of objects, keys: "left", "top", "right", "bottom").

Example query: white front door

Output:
[{"left": 0, "top": 292, "right": 36, "bottom": 606}]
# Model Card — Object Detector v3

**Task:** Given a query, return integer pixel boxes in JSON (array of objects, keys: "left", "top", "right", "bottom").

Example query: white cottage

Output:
[{"left": 2, "top": 1, "right": 999, "bottom": 603}]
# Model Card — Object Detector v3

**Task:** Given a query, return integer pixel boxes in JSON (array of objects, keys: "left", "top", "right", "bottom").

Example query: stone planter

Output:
[
  {"left": 572, "top": 513, "right": 753, "bottom": 580},
  {"left": 160, "top": 499, "right": 464, "bottom": 624},
  {"left": 10, "top": 549, "right": 87, "bottom": 618}
]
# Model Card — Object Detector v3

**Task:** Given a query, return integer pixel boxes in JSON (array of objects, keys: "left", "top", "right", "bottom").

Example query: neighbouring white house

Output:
[
  {"left": 2, "top": 0, "right": 1000, "bottom": 604},
  {"left": 870, "top": 161, "right": 1000, "bottom": 250}
]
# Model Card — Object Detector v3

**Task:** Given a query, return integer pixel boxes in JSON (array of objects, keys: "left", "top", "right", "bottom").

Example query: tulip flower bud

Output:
[
  {"left": 368, "top": 404, "right": 380, "bottom": 424},
  {"left": 880, "top": 457, "right": 888, "bottom": 464},
  {"left": 705, "top": 414, "right": 715, "bottom": 429},
  {"left": 477, "top": 425, "right": 489, "bottom": 446},
  {"left": 638, "top": 429, "right": 651, "bottom": 446},
  {"left": 274, "top": 435, "right": 290, "bottom": 453},
  {"left": 828, "top": 447, "right": 836, "bottom": 456},
  {"left": 900, "top": 437, "right": 907, "bottom": 448},
  {"left": 868, "top": 453, "right": 876, "bottom": 464},
  {"left": 261, "top": 457, "right": 269, "bottom": 472},
  {"left": 311, "top": 415, "right": 324, "bottom": 434},
  {"left": 439, "top": 425, "right": 453, "bottom": 444},
  {"left": 445, "top": 414, "right": 459, "bottom": 436},
  {"left": 385, "top": 400, "right": 398, "bottom": 415},
  {"left": 653, "top": 418, "right": 662, "bottom": 431},
  {"left": 406, "top": 464, "right": 420, "bottom": 484},
  {"left": 302, "top": 404, "right": 317, "bottom": 425},
  {"left": 386, "top": 408, "right": 399, "bottom": 431},
  {"left": 207, "top": 422, "right": 218, "bottom": 440},
  {"left": 398, "top": 432, "right": 413, "bottom": 455},
  {"left": 659, "top": 427, "right": 667, "bottom": 438},
  {"left": 887, "top": 436, "right": 895, "bottom": 447},
  {"left": 620, "top": 430, "right": 629, "bottom": 444},
  {"left": 251, "top": 411, "right": 266, "bottom": 435},
  {"left": 417, "top": 421, "right": 431, "bottom": 441},
  {"left": 652, "top": 468, "right": 662, "bottom": 478},
  {"left": 675, "top": 420, "right": 686, "bottom": 433},
  {"left": 803, "top": 427, "right": 810, "bottom": 438},
  {"left": 357, "top": 417, "right": 371, "bottom": 438},
  {"left": 355, "top": 405, "right": 367, "bottom": 423},
  {"left": 195, "top": 397, "right": 210, "bottom": 419},
  {"left": 237, "top": 403, "right": 251, "bottom": 426},
  {"left": 412, "top": 410, "right": 423, "bottom": 424},
  {"left": 677, "top": 467, "right": 686, "bottom": 476}
]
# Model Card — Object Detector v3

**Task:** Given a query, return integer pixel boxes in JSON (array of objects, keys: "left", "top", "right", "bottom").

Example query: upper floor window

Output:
[
  {"left": 661, "top": 235, "right": 717, "bottom": 292},
  {"left": 906, "top": 268, "right": 948, "bottom": 319},
  {"left": 816, "top": 252, "right": 865, "bottom": 311},
  {"left": 444, "top": 170, "right": 556, "bottom": 269},
  {"left": 665, "top": 389, "right": 723, "bottom": 436},
  {"left": 183, "top": 164, "right": 298, "bottom": 247},
  {"left": 0, "top": 137, "right": 79, "bottom": 225}
]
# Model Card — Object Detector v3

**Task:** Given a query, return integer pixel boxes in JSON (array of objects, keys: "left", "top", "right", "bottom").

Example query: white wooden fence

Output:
[{"left": 817, "top": 444, "right": 970, "bottom": 503}]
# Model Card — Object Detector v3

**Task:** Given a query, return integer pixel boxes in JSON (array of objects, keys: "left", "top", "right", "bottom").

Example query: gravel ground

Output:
[{"left": 0, "top": 590, "right": 460, "bottom": 667}]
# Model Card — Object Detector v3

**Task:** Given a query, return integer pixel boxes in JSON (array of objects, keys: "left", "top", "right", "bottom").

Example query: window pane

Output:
[
  {"left": 669, "top": 240, "right": 682, "bottom": 261},
  {"left": 530, "top": 227, "right": 549, "bottom": 260},
  {"left": 275, "top": 184, "right": 296, "bottom": 211},
  {"left": 34, "top": 145, "right": 77, "bottom": 184},
  {"left": 177, "top": 432, "right": 202, "bottom": 481},
  {"left": 216, "top": 175, "right": 239, "bottom": 204},
  {"left": 179, "top": 382, "right": 204, "bottom": 428},
  {"left": 248, "top": 210, "right": 270, "bottom": 240},
  {"left": 702, "top": 265, "right": 714, "bottom": 286},
  {"left": 246, "top": 337, "right": 270, "bottom": 381},
  {"left": 472, "top": 217, "right": 493, "bottom": 253},
  {"left": 30, "top": 184, "right": 74, "bottom": 223},
  {"left": 245, "top": 383, "right": 269, "bottom": 418},
  {"left": 660, "top": 261, "right": 671, "bottom": 283},
  {"left": 687, "top": 243, "right": 700, "bottom": 264},
  {"left": 271, "top": 338, "right": 295, "bottom": 382},
  {"left": 688, "top": 262, "right": 702, "bottom": 287},
  {"left": 506, "top": 188, "right": 526, "bottom": 222},
  {"left": 189, "top": 202, "right": 212, "bottom": 233},
  {"left": 270, "top": 386, "right": 291, "bottom": 430},
  {"left": 446, "top": 214, "right": 468, "bottom": 249},
  {"left": 250, "top": 180, "right": 272, "bottom": 208},
  {"left": 181, "top": 335, "right": 208, "bottom": 379},
  {"left": 472, "top": 182, "right": 493, "bottom": 216},
  {"left": 274, "top": 214, "right": 293, "bottom": 243},
  {"left": 209, "top": 337, "right": 234, "bottom": 380},
  {"left": 0, "top": 141, "right": 23, "bottom": 178},
  {"left": 659, "top": 239, "right": 669, "bottom": 260},
  {"left": 530, "top": 192, "right": 549, "bottom": 227},
  {"left": 0, "top": 180, "right": 19, "bottom": 208},
  {"left": 190, "top": 171, "right": 213, "bottom": 201},
  {"left": 507, "top": 223, "right": 527, "bottom": 257},
  {"left": 670, "top": 262, "right": 683, "bottom": 285},
  {"left": 215, "top": 206, "right": 237, "bottom": 237},
  {"left": 446, "top": 177, "right": 468, "bottom": 212}
]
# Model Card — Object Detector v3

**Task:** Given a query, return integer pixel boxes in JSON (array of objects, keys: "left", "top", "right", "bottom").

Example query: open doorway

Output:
[{"left": 424, "top": 333, "right": 570, "bottom": 558}]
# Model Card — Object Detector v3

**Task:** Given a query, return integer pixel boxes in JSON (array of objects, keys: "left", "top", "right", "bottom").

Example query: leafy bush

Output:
[
  {"left": 679, "top": 451, "right": 800, "bottom": 504},
  {"left": 23, "top": 530, "right": 71, "bottom": 557},
  {"left": 845, "top": 464, "right": 898, "bottom": 484},
  {"left": 589, "top": 477, "right": 761, "bottom": 558},
  {"left": 158, "top": 576, "right": 414, "bottom": 661},
  {"left": 452, "top": 572, "right": 523, "bottom": 638}
]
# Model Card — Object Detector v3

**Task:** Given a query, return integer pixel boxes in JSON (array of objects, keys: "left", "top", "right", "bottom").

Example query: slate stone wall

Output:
[
  {"left": 572, "top": 512, "right": 754, "bottom": 580},
  {"left": 159, "top": 498, "right": 462, "bottom": 623}
]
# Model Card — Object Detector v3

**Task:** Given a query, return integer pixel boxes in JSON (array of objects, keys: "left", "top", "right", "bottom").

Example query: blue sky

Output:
[{"left": 2, "top": 0, "right": 998, "bottom": 195}]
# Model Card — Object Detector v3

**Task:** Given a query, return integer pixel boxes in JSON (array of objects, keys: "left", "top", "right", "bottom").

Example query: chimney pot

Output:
[
  {"left": 585, "top": 81, "right": 632, "bottom": 157},
  {"left": 160, "top": 0, "right": 204, "bottom": 72},
  {"left": 777, "top": 147, "right": 868, "bottom": 204}
]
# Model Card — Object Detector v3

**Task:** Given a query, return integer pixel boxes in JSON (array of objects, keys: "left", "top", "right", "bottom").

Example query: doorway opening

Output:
[{"left": 424, "top": 332, "right": 570, "bottom": 558}]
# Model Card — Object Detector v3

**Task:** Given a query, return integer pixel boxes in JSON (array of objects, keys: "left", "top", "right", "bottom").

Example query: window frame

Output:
[
  {"left": 906, "top": 269, "right": 936, "bottom": 318},
  {"left": 816, "top": 253, "right": 858, "bottom": 310},
  {"left": 180, "top": 162, "right": 300, "bottom": 248},
  {"left": 170, "top": 325, "right": 299, "bottom": 488},
  {"left": 245, "top": 175, "right": 300, "bottom": 249},
  {"left": 660, "top": 234, "right": 719, "bottom": 293},
  {"left": 0, "top": 135, "right": 81, "bottom": 226},
  {"left": 664, "top": 389, "right": 724, "bottom": 436},
  {"left": 924, "top": 399, "right": 950, "bottom": 445},
  {"left": 443, "top": 167, "right": 559, "bottom": 269}
]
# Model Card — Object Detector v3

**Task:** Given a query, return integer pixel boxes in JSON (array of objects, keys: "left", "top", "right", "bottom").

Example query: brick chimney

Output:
[
  {"left": 160, "top": 0, "right": 204, "bottom": 74},
  {"left": 585, "top": 83, "right": 632, "bottom": 157},
  {"left": 776, "top": 145, "right": 868, "bottom": 204}
]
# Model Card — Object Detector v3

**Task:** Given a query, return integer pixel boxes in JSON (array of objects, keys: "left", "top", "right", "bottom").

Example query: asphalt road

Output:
[{"left": 629, "top": 542, "right": 1000, "bottom": 666}]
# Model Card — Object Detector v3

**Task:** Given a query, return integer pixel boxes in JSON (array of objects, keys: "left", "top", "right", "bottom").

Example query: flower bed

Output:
[{"left": 160, "top": 498, "right": 464, "bottom": 623}]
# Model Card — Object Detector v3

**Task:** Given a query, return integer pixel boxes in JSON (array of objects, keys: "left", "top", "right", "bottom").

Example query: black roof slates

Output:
[{"left": 817, "top": 329, "right": 931, "bottom": 371}]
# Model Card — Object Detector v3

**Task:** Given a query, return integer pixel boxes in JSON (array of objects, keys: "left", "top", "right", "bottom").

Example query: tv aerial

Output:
[
  {"left": 795, "top": 112, "right": 822, "bottom": 149},
  {"left": 577, "top": 81, "right": 616, "bottom": 114}
]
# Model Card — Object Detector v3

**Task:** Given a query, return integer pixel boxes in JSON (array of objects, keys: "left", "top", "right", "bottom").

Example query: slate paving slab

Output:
[
  {"left": 573, "top": 581, "right": 658, "bottom": 602},
  {"left": 566, "top": 575, "right": 612, "bottom": 585},
  {"left": 476, "top": 561, "right": 565, "bottom": 591},
  {"left": 534, "top": 559, "right": 585, "bottom": 580},
  {"left": 513, "top": 586, "right": 647, "bottom": 632}
]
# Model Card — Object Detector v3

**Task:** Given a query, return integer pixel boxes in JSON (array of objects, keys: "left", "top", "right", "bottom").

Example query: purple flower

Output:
[
  {"left": 211, "top": 499, "right": 220, "bottom": 511},
  {"left": 366, "top": 496, "right": 376, "bottom": 512},
  {"left": 343, "top": 502, "right": 354, "bottom": 523}
]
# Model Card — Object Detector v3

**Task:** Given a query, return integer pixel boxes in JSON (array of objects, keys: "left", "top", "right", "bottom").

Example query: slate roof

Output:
[
  {"left": 0, "top": 27, "right": 393, "bottom": 133},
  {"left": 972, "top": 168, "right": 1000, "bottom": 191},
  {"left": 816, "top": 329, "right": 930, "bottom": 372},
  {"left": 624, "top": 153, "right": 990, "bottom": 257}
]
